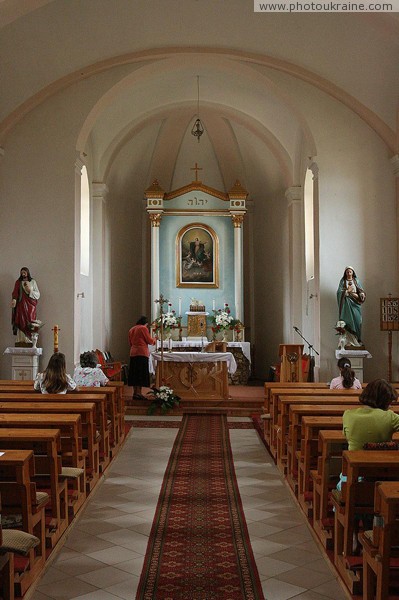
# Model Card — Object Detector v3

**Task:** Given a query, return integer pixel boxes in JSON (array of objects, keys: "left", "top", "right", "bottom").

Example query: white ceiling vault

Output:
[{"left": 0, "top": 1, "right": 398, "bottom": 196}]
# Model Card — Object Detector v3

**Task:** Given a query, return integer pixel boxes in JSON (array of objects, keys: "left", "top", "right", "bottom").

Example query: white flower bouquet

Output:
[
  {"left": 210, "top": 304, "right": 242, "bottom": 340},
  {"left": 147, "top": 386, "right": 181, "bottom": 415},
  {"left": 152, "top": 303, "right": 181, "bottom": 333}
]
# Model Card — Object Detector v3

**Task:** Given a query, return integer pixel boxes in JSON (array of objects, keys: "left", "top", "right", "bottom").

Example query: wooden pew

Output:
[
  {"left": 311, "top": 430, "right": 348, "bottom": 550},
  {"left": 106, "top": 381, "right": 126, "bottom": 449},
  {"left": 0, "top": 554, "right": 13, "bottom": 600},
  {"left": 264, "top": 381, "right": 330, "bottom": 410},
  {"left": 0, "top": 380, "right": 125, "bottom": 454},
  {"left": 0, "top": 494, "right": 14, "bottom": 600},
  {"left": 266, "top": 385, "right": 329, "bottom": 453},
  {"left": 76, "top": 386, "right": 119, "bottom": 457},
  {"left": 360, "top": 481, "right": 399, "bottom": 600},
  {"left": 0, "top": 389, "right": 110, "bottom": 471},
  {"left": 0, "top": 449, "right": 47, "bottom": 596},
  {"left": 268, "top": 384, "right": 399, "bottom": 459},
  {"left": 0, "top": 402, "right": 99, "bottom": 492},
  {"left": 332, "top": 450, "right": 399, "bottom": 594},
  {"left": 268, "top": 388, "right": 362, "bottom": 459},
  {"left": 0, "top": 386, "right": 119, "bottom": 467},
  {"left": 297, "top": 416, "right": 347, "bottom": 516},
  {"left": 277, "top": 397, "right": 360, "bottom": 475},
  {"left": 285, "top": 402, "right": 367, "bottom": 482},
  {"left": 298, "top": 417, "right": 399, "bottom": 518},
  {"left": 0, "top": 428, "right": 68, "bottom": 548},
  {"left": 0, "top": 414, "right": 83, "bottom": 474}
]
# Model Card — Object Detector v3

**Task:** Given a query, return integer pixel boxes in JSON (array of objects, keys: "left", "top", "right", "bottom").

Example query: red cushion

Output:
[{"left": 96, "top": 350, "right": 106, "bottom": 367}]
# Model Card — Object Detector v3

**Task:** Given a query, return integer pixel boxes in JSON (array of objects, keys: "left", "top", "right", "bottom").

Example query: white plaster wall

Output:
[
  {"left": 271, "top": 75, "right": 399, "bottom": 382},
  {"left": 0, "top": 100, "right": 77, "bottom": 376},
  {"left": 0, "top": 53, "right": 396, "bottom": 384},
  {"left": 104, "top": 123, "right": 163, "bottom": 364},
  {"left": 0, "top": 68, "right": 136, "bottom": 376}
]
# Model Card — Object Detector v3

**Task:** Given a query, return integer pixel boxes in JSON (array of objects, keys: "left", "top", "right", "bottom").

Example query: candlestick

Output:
[
  {"left": 178, "top": 297, "right": 182, "bottom": 317},
  {"left": 52, "top": 324, "right": 60, "bottom": 353}
]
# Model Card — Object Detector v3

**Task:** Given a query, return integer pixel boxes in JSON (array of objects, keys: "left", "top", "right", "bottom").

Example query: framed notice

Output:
[
  {"left": 176, "top": 223, "right": 219, "bottom": 288},
  {"left": 380, "top": 297, "right": 399, "bottom": 331}
]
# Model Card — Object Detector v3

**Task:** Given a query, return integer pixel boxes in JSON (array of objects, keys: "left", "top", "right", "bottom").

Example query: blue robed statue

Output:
[{"left": 337, "top": 266, "right": 366, "bottom": 347}]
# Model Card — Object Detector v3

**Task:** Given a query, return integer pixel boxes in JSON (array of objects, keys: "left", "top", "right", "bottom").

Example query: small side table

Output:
[{"left": 3, "top": 347, "right": 43, "bottom": 380}]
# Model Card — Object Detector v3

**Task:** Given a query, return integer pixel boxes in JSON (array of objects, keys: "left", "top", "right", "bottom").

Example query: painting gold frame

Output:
[{"left": 176, "top": 223, "right": 219, "bottom": 288}]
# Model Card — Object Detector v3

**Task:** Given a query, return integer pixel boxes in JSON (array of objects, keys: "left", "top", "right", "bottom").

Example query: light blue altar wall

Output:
[{"left": 158, "top": 191, "right": 236, "bottom": 324}]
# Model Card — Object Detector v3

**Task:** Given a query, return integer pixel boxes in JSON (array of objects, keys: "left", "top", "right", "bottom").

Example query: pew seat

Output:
[{"left": 360, "top": 481, "right": 399, "bottom": 600}]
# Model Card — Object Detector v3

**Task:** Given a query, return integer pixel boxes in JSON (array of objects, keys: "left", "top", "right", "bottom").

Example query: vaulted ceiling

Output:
[{"left": 1, "top": 1, "right": 398, "bottom": 196}]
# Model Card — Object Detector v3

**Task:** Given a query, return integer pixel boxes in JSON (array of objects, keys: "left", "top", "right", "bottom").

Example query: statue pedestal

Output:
[
  {"left": 335, "top": 349, "right": 372, "bottom": 383},
  {"left": 3, "top": 347, "right": 43, "bottom": 380}
]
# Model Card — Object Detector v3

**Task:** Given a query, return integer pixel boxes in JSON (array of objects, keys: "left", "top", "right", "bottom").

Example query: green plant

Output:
[{"left": 147, "top": 386, "right": 181, "bottom": 415}]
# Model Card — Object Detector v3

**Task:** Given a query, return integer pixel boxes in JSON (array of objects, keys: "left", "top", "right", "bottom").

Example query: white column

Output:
[
  {"left": 149, "top": 213, "right": 162, "bottom": 321},
  {"left": 92, "top": 182, "right": 108, "bottom": 351},
  {"left": 246, "top": 198, "right": 255, "bottom": 341},
  {"left": 232, "top": 215, "right": 244, "bottom": 322},
  {"left": 391, "top": 155, "right": 399, "bottom": 382},
  {"left": 391, "top": 155, "right": 399, "bottom": 270},
  {"left": 285, "top": 186, "right": 304, "bottom": 340},
  {"left": 74, "top": 156, "right": 85, "bottom": 365}
]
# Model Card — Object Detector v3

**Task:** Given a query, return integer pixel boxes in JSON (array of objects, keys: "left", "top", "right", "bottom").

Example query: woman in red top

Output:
[{"left": 128, "top": 316, "right": 156, "bottom": 399}]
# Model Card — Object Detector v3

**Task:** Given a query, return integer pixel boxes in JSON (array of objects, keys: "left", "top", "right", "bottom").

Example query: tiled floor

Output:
[{"left": 29, "top": 417, "right": 349, "bottom": 600}]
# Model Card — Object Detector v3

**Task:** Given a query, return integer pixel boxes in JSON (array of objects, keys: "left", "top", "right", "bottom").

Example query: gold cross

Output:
[
  {"left": 190, "top": 162, "right": 203, "bottom": 181},
  {"left": 155, "top": 294, "right": 169, "bottom": 311}
]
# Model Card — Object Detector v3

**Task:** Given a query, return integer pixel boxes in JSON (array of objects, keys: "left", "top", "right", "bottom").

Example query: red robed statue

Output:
[{"left": 11, "top": 267, "right": 40, "bottom": 345}]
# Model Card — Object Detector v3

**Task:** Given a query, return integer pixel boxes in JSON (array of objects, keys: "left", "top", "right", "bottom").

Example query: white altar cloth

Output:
[
  {"left": 149, "top": 352, "right": 237, "bottom": 375},
  {"left": 152, "top": 341, "right": 251, "bottom": 363}
]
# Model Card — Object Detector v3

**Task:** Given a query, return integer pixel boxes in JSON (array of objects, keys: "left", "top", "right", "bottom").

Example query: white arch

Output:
[{"left": 0, "top": 47, "right": 394, "bottom": 153}]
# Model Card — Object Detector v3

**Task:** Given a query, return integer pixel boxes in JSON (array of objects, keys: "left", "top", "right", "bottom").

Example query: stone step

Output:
[{"left": 125, "top": 402, "right": 262, "bottom": 417}]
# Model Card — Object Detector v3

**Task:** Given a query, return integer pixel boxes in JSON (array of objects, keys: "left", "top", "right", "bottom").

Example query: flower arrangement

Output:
[
  {"left": 210, "top": 304, "right": 242, "bottom": 340},
  {"left": 152, "top": 304, "right": 182, "bottom": 333},
  {"left": 147, "top": 386, "right": 181, "bottom": 415}
]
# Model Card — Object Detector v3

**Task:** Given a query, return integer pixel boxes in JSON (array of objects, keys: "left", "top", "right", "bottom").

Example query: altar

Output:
[
  {"left": 149, "top": 352, "right": 237, "bottom": 400},
  {"left": 152, "top": 341, "right": 251, "bottom": 385}
]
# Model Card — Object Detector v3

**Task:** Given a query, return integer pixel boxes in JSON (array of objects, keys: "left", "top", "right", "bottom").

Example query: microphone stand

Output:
[{"left": 293, "top": 326, "right": 319, "bottom": 382}]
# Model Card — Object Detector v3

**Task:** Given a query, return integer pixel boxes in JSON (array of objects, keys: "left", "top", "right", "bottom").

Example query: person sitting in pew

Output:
[
  {"left": 34, "top": 352, "right": 76, "bottom": 394},
  {"left": 329, "top": 357, "right": 361, "bottom": 390},
  {"left": 343, "top": 379, "right": 399, "bottom": 450},
  {"left": 73, "top": 351, "right": 109, "bottom": 387},
  {"left": 338, "top": 379, "right": 399, "bottom": 552}
]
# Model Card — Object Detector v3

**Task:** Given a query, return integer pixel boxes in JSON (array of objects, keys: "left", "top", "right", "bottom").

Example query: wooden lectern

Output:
[{"left": 279, "top": 344, "right": 304, "bottom": 382}]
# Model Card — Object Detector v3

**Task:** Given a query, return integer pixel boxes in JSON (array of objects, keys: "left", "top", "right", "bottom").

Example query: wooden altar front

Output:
[
  {"left": 153, "top": 341, "right": 251, "bottom": 385},
  {"left": 150, "top": 352, "right": 236, "bottom": 400}
]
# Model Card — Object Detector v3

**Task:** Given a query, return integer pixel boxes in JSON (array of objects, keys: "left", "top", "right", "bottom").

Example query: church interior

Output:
[{"left": 0, "top": 2, "right": 399, "bottom": 599}]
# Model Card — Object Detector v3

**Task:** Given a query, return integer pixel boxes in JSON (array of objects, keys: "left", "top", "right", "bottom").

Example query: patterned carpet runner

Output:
[
  {"left": 136, "top": 414, "right": 265, "bottom": 600},
  {"left": 128, "top": 419, "right": 254, "bottom": 429}
]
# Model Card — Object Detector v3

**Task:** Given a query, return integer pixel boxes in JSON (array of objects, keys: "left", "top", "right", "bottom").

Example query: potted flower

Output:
[
  {"left": 147, "top": 386, "right": 181, "bottom": 415},
  {"left": 210, "top": 304, "right": 233, "bottom": 341},
  {"left": 152, "top": 304, "right": 182, "bottom": 340}
]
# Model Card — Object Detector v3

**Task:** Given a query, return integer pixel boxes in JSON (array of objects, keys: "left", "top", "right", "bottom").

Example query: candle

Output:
[
  {"left": 52, "top": 324, "right": 59, "bottom": 353},
  {"left": 212, "top": 299, "right": 216, "bottom": 311},
  {"left": 178, "top": 297, "right": 182, "bottom": 317}
]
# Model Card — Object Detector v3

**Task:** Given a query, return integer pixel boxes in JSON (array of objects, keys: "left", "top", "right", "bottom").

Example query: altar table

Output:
[
  {"left": 149, "top": 352, "right": 237, "bottom": 400},
  {"left": 151, "top": 341, "right": 250, "bottom": 385}
]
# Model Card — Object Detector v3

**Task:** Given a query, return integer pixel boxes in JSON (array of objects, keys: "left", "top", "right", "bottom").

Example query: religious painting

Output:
[{"left": 176, "top": 223, "right": 219, "bottom": 288}]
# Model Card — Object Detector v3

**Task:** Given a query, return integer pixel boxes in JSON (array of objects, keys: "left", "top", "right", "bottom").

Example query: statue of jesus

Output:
[{"left": 11, "top": 267, "right": 40, "bottom": 346}]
